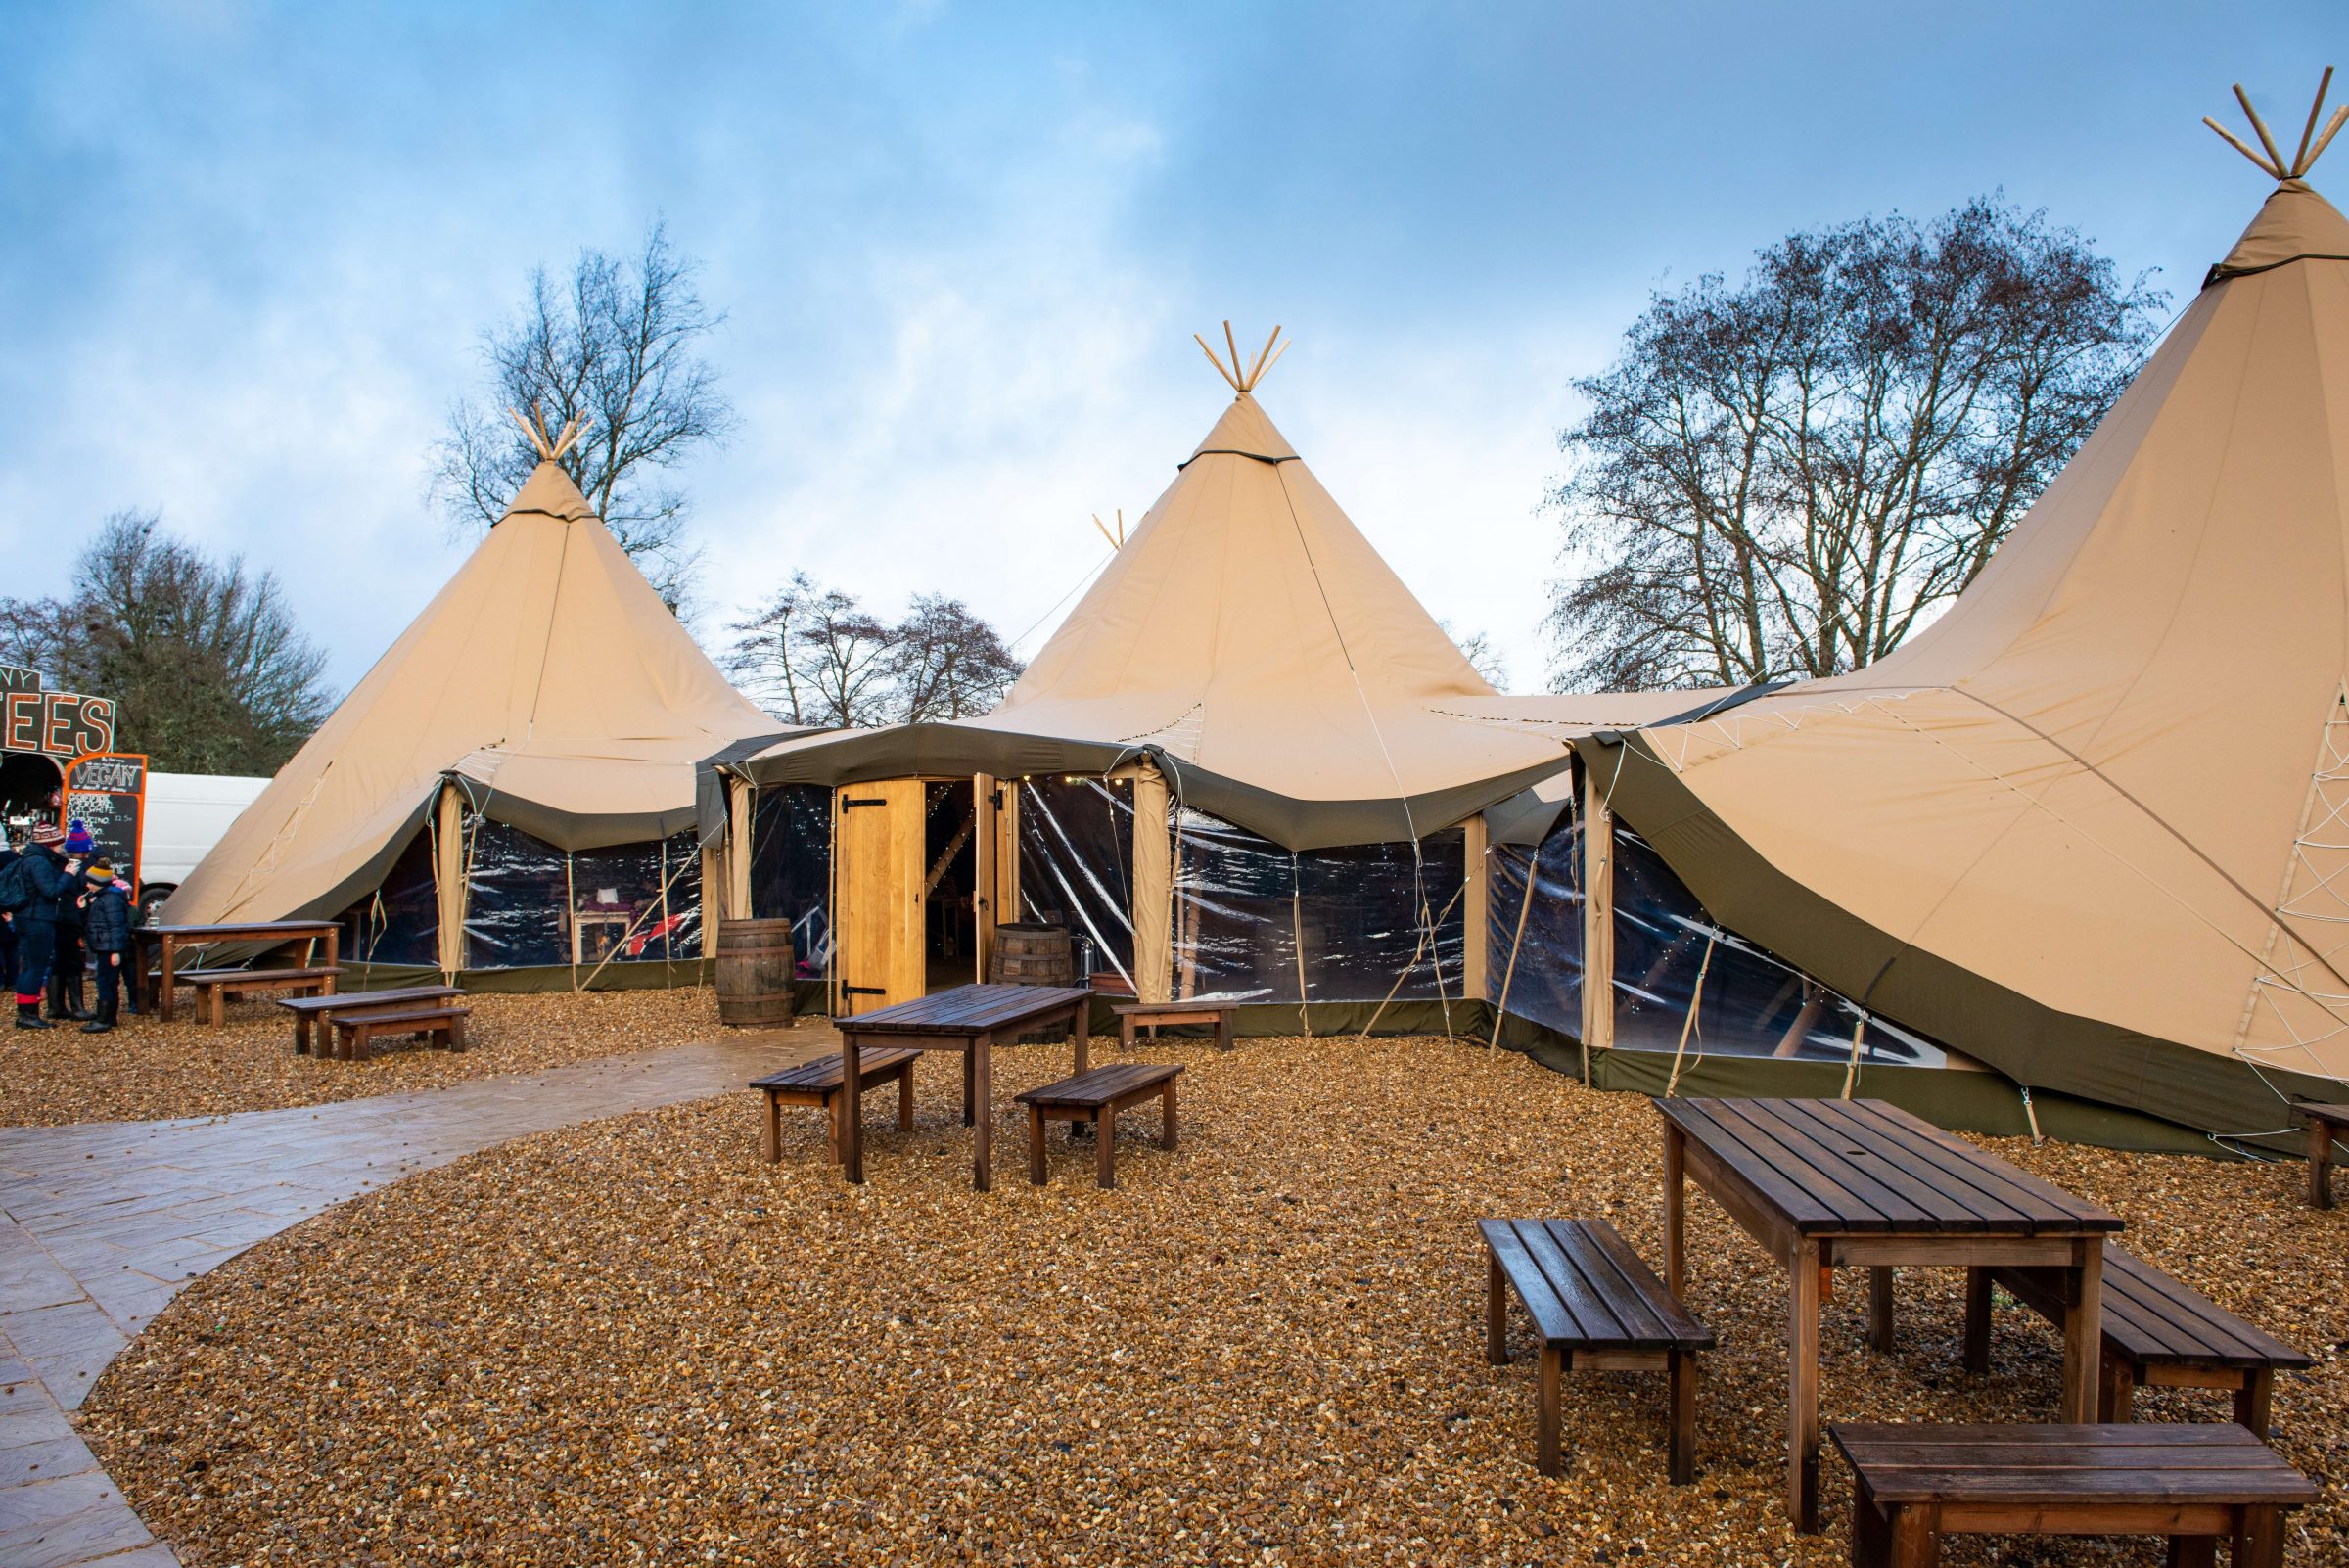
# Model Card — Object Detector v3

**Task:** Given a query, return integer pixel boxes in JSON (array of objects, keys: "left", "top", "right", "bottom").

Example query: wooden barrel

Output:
[
  {"left": 990, "top": 921, "right": 1074, "bottom": 987},
  {"left": 715, "top": 918, "right": 796, "bottom": 1027}
]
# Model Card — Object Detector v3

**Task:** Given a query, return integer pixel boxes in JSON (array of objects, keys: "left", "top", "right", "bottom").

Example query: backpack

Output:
[{"left": 0, "top": 856, "right": 29, "bottom": 915}]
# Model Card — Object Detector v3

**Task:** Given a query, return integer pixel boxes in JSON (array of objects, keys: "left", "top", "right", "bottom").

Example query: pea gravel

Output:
[
  {"left": 80, "top": 1034, "right": 2345, "bottom": 1566},
  {"left": 1, "top": 987, "right": 727, "bottom": 1125}
]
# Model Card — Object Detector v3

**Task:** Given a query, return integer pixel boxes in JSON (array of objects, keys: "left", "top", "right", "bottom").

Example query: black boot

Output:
[
  {"left": 80, "top": 997, "right": 114, "bottom": 1034},
  {"left": 44, "top": 974, "right": 68, "bottom": 1021},
  {"left": 66, "top": 975, "right": 92, "bottom": 1022},
  {"left": 16, "top": 1000, "right": 50, "bottom": 1030}
]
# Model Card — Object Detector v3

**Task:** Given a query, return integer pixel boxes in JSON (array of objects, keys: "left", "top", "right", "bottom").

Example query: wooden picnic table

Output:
[
  {"left": 136, "top": 920, "right": 341, "bottom": 1024},
  {"left": 277, "top": 986, "right": 462, "bottom": 1055},
  {"left": 1657, "top": 1096, "right": 2123, "bottom": 1534},
  {"left": 838, "top": 983, "right": 1093, "bottom": 1192}
]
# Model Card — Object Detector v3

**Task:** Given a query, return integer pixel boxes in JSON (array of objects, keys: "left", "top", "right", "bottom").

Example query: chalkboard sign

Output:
[{"left": 63, "top": 753, "right": 148, "bottom": 901}]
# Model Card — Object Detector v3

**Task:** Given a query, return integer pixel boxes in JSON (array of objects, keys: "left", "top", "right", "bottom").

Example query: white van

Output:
[{"left": 137, "top": 772, "right": 269, "bottom": 914}]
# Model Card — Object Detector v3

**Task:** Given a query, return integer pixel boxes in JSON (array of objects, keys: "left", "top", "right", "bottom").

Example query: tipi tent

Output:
[
  {"left": 1577, "top": 80, "right": 2349, "bottom": 1144},
  {"left": 167, "top": 420, "right": 790, "bottom": 986}
]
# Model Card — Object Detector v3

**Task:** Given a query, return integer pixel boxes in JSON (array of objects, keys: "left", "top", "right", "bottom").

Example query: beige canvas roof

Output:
[
  {"left": 164, "top": 459, "right": 783, "bottom": 926},
  {"left": 1582, "top": 166, "right": 2349, "bottom": 1138},
  {"left": 738, "top": 366, "right": 1587, "bottom": 847}
]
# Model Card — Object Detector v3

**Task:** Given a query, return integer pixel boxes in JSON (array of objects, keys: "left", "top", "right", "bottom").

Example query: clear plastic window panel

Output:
[
  {"left": 1485, "top": 827, "right": 1585, "bottom": 1031},
  {"left": 462, "top": 817, "right": 704, "bottom": 971},
  {"left": 338, "top": 826, "right": 439, "bottom": 968},
  {"left": 749, "top": 784, "right": 832, "bottom": 982},
  {"left": 1173, "top": 807, "right": 1466, "bottom": 1005},
  {"left": 1611, "top": 825, "right": 1944, "bottom": 1067},
  {"left": 1017, "top": 777, "right": 1135, "bottom": 985}
]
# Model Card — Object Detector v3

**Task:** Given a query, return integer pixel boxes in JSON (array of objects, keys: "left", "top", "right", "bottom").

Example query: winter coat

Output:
[
  {"left": 54, "top": 875, "right": 85, "bottom": 933},
  {"left": 82, "top": 885, "right": 131, "bottom": 954},
  {"left": 15, "top": 847, "right": 69, "bottom": 930}
]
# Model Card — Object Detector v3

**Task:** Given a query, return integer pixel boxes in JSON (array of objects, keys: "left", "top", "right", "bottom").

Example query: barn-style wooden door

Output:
[{"left": 834, "top": 779, "right": 927, "bottom": 1015}]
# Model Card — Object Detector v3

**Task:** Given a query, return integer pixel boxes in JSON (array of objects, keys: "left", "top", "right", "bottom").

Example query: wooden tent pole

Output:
[
  {"left": 1132, "top": 761, "right": 1172, "bottom": 1003},
  {"left": 1462, "top": 813, "right": 1491, "bottom": 1002},
  {"left": 433, "top": 781, "right": 465, "bottom": 981},
  {"left": 974, "top": 773, "right": 998, "bottom": 982},
  {"left": 1579, "top": 764, "right": 1616, "bottom": 1072},
  {"left": 724, "top": 776, "right": 754, "bottom": 920}
]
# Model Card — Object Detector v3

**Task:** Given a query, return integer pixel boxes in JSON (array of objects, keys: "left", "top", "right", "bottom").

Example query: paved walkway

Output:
[{"left": 0, "top": 1026, "right": 830, "bottom": 1568}]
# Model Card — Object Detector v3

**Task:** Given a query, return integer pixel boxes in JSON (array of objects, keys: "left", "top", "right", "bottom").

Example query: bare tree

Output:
[
  {"left": 725, "top": 575, "right": 1025, "bottom": 728},
  {"left": 1545, "top": 197, "right": 2166, "bottom": 690},
  {"left": 430, "top": 223, "right": 734, "bottom": 611},
  {"left": 0, "top": 512, "right": 336, "bottom": 772}
]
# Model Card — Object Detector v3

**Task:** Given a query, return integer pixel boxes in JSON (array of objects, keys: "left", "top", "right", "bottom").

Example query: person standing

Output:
[
  {"left": 47, "top": 829, "right": 92, "bottom": 1022},
  {"left": 0, "top": 835, "right": 18, "bottom": 1004},
  {"left": 78, "top": 860, "right": 130, "bottom": 1034},
  {"left": 7, "top": 825, "right": 72, "bottom": 1029}
]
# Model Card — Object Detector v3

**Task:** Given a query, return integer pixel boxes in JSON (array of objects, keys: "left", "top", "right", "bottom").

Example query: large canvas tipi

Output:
[
  {"left": 166, "top": 421, "right": 788, "bottom": 984},
  {"left": 1580, "top": 80, "right": 2349, "bottom": 1141}
]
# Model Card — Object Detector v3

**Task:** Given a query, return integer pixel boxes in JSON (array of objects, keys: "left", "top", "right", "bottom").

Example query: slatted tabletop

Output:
[
  {"left": 1014, "top": 1061, "right": 1181, "bottom": 1108},
  {"left": 1830, "top": 1422, "right": 2319, "bottom": 1507},
  {"left": 277, "top": 986, "right": 460, "bottom": 1015},
  {"left": 2294, "top": 1100, "right": 2349, "bottom": 1123},
  {"left": 843, "top": 983, "right": 1093, "bottom": 1035},
  {"left": 1658, "top": 1097, "right": 2122, "bottom": 1236}
]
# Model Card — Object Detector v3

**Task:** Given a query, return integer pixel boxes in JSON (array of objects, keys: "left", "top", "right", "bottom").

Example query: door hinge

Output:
[
  {"left": 843, "top": 984, "right": 887, "bottom": 996},
  {"left": 843, "top": 797, "right": 888, "bottom": 809}
]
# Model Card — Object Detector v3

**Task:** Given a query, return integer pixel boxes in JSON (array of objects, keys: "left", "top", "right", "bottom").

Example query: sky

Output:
[{"left": 0, "top": 1, "right": 2339, "bottom": 698}]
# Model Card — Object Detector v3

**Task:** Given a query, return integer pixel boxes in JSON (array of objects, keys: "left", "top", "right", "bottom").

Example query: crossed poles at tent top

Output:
[
  {"left": 508, "top": 404, "right": 589, "bottom": 463},
  {"left": 1193, "top": 321, "right": 1289, "bottom": 395},
  {"left": 2205, "top": 67, "right": 2346, "bottom": 181}
]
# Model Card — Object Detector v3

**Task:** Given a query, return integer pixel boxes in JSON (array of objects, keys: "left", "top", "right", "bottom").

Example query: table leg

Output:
[
  {"left": 2059, "top": 1240, "right": 2104, "bottom": 1423},
  {"left": 2235, "top": 1504, "right": 2284, "bottom": 1568},
  {"left": 1027, "top": 1106, "right": 1047, "bottom": 1185},
  {"left": 1668, "top": 1347, "right": 1695, "bottom": 1485},
  {"left": 296, "top": 1014, "right": 312, "bottom": 1056},
  {"left": 159, "top": 936, "right": 176, "bottom": 1023},
  {"left": 972, "top": 1037, "right": 992, "bottom": 1192},
  {"left": 1537, "top": 1346, "right": 1562, "bottom": 1477},
  {"left": 962, "top": 1049, "right": 976, "bottom": 1127},
  {"left": 1961, "top": 1267, "right": 1993, "bottom": 1372},
  {"left": 1486, "top": 1249, "right": 1508, "bottom": 1365},
  {"left": 1072, "top": 998, "right": 1090, "bottom": 1075},
  {"left": 1854, "top": 1487, "right": 1890, "bottom": 1568},
  {"left": 1120, "top": 1013, "right": 1134, "bottom": 1049},
  {"left": 1095, "top": 1108, "right": 1115, "bottom": 1188},
  {"left": 1160, "top": 1079, "right": 1176, "bottom": 1149},
  {"left": 1788, "top": 1236, "right": 1822, "bottom": 1533},
  {"left": 1663, "top": 1124, "right": 1686, "bottom": 1300},
  {"left": 898, "top": 1065, "right": 915, "bottom": 1131},
  {"left": 1867, "top": 1266, "right": 1895, "bottom": 1353},
  {"left": 841, "top": 1035, "right": 863, "bottom": 1184},
  {"left": 324, "top": 927, "right": 340, "bottom": 993},
  {"left": 1886, "top": 1505, "right": 1940, "bottom": 1567},
  {"left": 2101, "top": 1353, "right": 2136, "bottom": 1422},
  {"left": 1216, "top": 1010, "right": 1233, "bottom": 1051},
  {"left": 763, "top": 1090, "right": 782, "bottom": 1164},
  {"left": 2312, "top": 1118, "right": 2335, "bottom": 1209},
  {"left": 2166, "top": 1536, "right": 2217, "bottom": 1568},
  {"left": 2234, "top": 1366, "right": 2274, "bottom": 1436}
]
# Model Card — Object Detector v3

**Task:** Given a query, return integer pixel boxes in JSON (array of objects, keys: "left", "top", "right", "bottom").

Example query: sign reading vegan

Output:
[
  {"left": 64, "top": 753, "right": 148, "bottom": 900},
  {"left": 0, "top": 667, "right": 115, "bottom": 761}
]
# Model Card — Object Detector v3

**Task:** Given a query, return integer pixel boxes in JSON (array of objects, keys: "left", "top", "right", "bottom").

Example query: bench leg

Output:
[
  {"left": 2234, "top": 1366, "right": 2274, "bottom": 1437},
  {"left": 1536, "top": 1345, "right": 1562, "bottom": 1477},
  {"left": 1886, "top": 1505, "right": 1940, "bottom": 1567},
  {"left": 1160, "top": 1080, "right": 1176, "bottom": 1149},
  {"left": 1866, "top": 1266, "right": 1895, "bottom": 1353},
  {"left": 2099, "top": 1352, "right": 2136, "bottom": 1423},
  {"left": 2165, "top": 1536, "right": 2217, "bottom": 1567},
  {"left": 2234, "top": 1504, "right": 2284, "bottom": 1568},
  {"left": 2311, "top": 1119, "right": 2334, "bottom": 1209},
  {"left": 898, "top": 1065, "right": 914, "bottom": 1131},
  {"left": 761, "top": 1090, "right": 782, "bottom": 1164},
  {"left": 348, "top": 1025, "right": 370, "bottom": 1062},
  {"left": 296, "top": 1015, "right": 312, "bottom": 1056},
  {"left": 1027, "top": 1106, "right": 1047, "bottom": 1185},
  {"left": 1853, "top": 1488, "right": 1891, "bottom": 1568},
  {"left": 210, "top": 988, "right": 225, "bottom": 1028},
  {"left": 1120, "top": 1014, "right": 1134, "bottom": 1049},
  {"left": 1961, "top": 1267, "right": 1992, "bottom": 1373},
  {"left": 448, "top": 1015, "right": 466, "bottom": 1052},
  {"left": 1216, "top": 1011, "right": 1233, "bottom": 1051},
  {"left": 1094, "top": 1109, "right": 1115, "bottom": 1189},
  {"left": 1667, "top": 1347, "right": 1695, "bottom": 1485},
  {"left": 1486, "top": 1250, "right": 1509, "bottom": 1365}
]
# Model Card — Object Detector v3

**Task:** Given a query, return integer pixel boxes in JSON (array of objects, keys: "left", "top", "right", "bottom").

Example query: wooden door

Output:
[{"left": 835, "top": 779, "right": 927, "bottom": 1015}]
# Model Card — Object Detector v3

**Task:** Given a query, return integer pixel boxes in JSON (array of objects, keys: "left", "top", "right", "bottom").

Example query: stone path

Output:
[{"left": 0, "top": 1026, "right": 830, "bottom": 1567}]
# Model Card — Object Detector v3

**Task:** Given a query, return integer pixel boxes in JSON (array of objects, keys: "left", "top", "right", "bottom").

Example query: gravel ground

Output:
[
  {"left": 82, "top": 1035, "right": 2346, "bottom": 1566},
  {"left": 0, "top": 987, "right": 728, "bottom": 1124}
]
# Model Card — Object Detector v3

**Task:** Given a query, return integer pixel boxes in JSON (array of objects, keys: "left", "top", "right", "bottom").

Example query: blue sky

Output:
[{"left": 0, "top": 2, "right": 2338, "bottom": 696}]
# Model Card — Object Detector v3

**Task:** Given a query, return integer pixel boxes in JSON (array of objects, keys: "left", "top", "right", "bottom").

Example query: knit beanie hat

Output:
[
  {"left": 65, "top": 821, "right": 94, "bottom": 855},
  {"left": 29, "top": 823, "right": 65, "bottom": 847},
  {"left": 84, "top": 861, "right": 114, "bottom": 884}
]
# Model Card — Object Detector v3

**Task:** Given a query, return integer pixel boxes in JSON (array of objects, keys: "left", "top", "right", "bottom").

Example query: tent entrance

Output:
[{"left": 835, "top": 779, "right": 926, "bottom": 1015}]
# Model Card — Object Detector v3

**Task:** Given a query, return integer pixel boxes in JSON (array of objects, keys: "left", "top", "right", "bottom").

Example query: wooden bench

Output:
[
  {"left": 329, "top": 1004, "right": 468, "bottom": 1061},
  {"left": 1479, "top": 1217, "right": 1713, "bottom": 1483},
  {"left": 751, "top": 1048, "right": 920, "bottom": 1164},
  {"left": 1831, "top": 1422, "right": 2316, "bottom": 1567},
  {"left": 279, "top": 986, "right": 463, "bottom": 1055},
  {"left": 176, "top": 966, "right": 342, "bottom": 1026},
  {"left": 2295, "top": 1101, "right": 2348, "bottom": 1208},
  {"left": 1111, "top": 999, "right": 1236, "bottom": 1051},
  {"left": 1968, "top": 1245, "right": 2309, "bottom": 1436},
  {"left": 1014, "top": 1062, "right": 1181, "bottom": 1188}
]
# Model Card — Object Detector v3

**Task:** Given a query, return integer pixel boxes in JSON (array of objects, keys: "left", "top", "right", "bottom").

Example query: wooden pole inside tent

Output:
[
  {"left": 1132, "top": 761, "right": 1173, "bottom": 1004},
  {"left": 998, "top": 782, "right": 1022, "bottom": 923},
  {"left": 974, "top": 773, "right": 998, "bottom": 981},
  {"left": 725, "top": 776, "right": 754, "bottom": 920},
  {"left": 1462, "top": 814, "right": 1491, "bottom": 1002},
  {"left": 434, "top": 782, "right": 465, "bottom": 982},
  {"left": 1579, "top": 765, "right": 1616, "bottom": 1065},
  {"left": 699, "top": 836, "right": 720, "bottom": 969}
]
